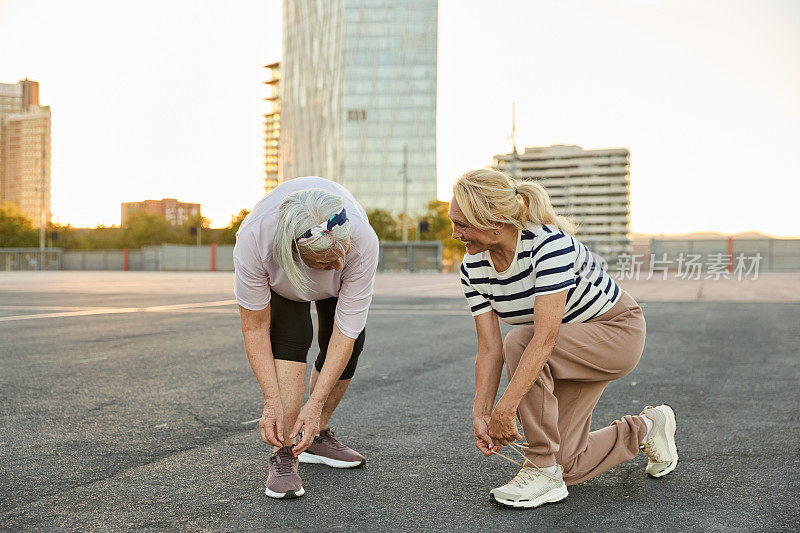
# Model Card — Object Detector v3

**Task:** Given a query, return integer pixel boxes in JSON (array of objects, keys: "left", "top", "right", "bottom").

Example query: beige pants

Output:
[{"left": 503, "top": 290, "right": 648, "bottom": 486}]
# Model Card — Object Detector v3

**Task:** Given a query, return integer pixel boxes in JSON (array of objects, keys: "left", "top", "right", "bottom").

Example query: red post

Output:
[
  {"left": 211, "top": 243, "right": 217, "bottom": 272},
  {"left": 123, "top": 248, "right": 129, "bottom": 271},
  {"left": 727, "top": 237, "right": 734, "bottom": 273}
]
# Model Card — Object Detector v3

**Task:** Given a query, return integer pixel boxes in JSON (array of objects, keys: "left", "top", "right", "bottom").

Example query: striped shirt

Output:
[{"left": 460, "top": 224, "right": 621, "bottom": 325}]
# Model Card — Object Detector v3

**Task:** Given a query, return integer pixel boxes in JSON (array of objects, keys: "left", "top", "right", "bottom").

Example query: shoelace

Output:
[
  {"left": 270, "top": 448, "right": 295, "bottom": 476},
  {"left": 638, "top": 406, "right": 668, "bottom": 462},
  {"left": 509, "top": 465, "right": 539, "bottom": 489},
  {"left": 491, "top": 441, "right": 551, "bottom": 477},
  {"left": 316, "top": 429, "right": 347, "bottom": 450}
]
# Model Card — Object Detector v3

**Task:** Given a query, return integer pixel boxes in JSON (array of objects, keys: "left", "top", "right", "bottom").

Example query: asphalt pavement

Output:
[{"left": 0, "top": 273, "right": 798, "bottom": 532}]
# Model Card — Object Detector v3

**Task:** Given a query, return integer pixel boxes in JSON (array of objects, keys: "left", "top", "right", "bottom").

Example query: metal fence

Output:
[
  {"left": 61, "top": 249, "right": 129, "bottom": 270},
  {"left": 5, "top": 239, "right": 797, "bottom": 273},
  {"left": 0, "top": 248, "right": 62, "bottom": 271},
  {"left": 378, "top": 241, "right": 442, "bottom": 272},
  {"left": 1, "top": 242, "right": 442, "bottom": 272},
  {"left": 649, "top": 238, "right": 800, "bottom": 272}
]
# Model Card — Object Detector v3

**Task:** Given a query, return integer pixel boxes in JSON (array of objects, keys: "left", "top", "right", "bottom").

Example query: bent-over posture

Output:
[{"left": 234, "top": 176, "right": 379, "bottom": 499}]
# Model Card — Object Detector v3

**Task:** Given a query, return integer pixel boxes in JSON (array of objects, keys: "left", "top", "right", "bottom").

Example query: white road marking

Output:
[
  {"left": 142, "top": 300, "right": 237, "bottom": 312},
  {"left": 0, "top": 307, "right": 140, "bottom": 322},
  {"left": 75, "top": 356, "right": 109, "bottom": 364},
  {"left": 0, "top": 300, "right": 238, "bottom": 323},
  {"left": 0, "top": 305, "right": 108, "bottom": 311},
  {"left": 0, "top": 299, "right": 466, "bottom": 322},
  {"left": 148, "top": 308, "right": 239, "bottom": 314}
]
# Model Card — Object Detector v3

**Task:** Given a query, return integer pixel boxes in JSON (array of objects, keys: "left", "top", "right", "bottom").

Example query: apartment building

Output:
[
  {"left": 0, "top": 79, "right": 51, "bottom": 227},
  {"left": 121, "top": 198, "right": 201, "bottom": 227},
  {"left": 494, "top": 144, "right": 631, "bottom": 259}
]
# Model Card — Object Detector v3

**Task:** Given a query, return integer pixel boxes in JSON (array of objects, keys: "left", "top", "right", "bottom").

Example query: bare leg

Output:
[
  {"left": 309, "top": 368, "right": 350, "bottom": 430},
  {"left": 274, "top": 360, "right": 306, "bottom": 450}
]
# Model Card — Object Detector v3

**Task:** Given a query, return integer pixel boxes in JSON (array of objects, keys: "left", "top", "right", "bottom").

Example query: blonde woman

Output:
[
  {"left": 451, "top": 169, "right": 678, "bottom": 508},
  {"left": 234, "top": 176, "right": 379, "bottom": 499}
]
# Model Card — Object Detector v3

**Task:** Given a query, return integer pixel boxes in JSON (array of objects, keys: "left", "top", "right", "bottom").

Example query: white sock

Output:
[
  {"left": 540, "top": 465, "right": 559, "bottom": 474},
  {"left": 642, "top": 416, "right": 653, "bottom": 441}
]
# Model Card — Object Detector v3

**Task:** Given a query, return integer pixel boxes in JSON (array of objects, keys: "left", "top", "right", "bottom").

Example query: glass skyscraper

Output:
[{"left": 281, "top": 0, "right": 438, "bottom": 215}]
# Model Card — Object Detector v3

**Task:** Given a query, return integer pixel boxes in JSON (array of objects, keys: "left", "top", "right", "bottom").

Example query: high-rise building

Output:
[
  {"left": 280, "top": 0, "right": 438, "bottom": 215},
  {"left": 494, "top": 144, "right": 632, "bottom": 259},
  {"left": 263, "top": 61, "right": 281, "bottom": 194},
  {"left": 0, "top": 79, "right": 51, "bottom": 227},
  {"left": 121, "top": 198, "right": 201, "bottom": 227}
]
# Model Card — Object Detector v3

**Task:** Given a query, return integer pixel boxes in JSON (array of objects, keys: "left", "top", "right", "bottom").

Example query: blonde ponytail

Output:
[
  {"left": 453, "top": 169, "right": 577, "bottom": 234},
  {"left": 515, "top": 180, "right": 578, "bottom": 234}
]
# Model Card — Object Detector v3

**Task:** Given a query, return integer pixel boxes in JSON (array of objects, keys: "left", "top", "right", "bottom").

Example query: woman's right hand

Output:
[
  {"left": 259, "top": 397, "right": 285, "bottom": 447},
  {"left": 473, "top": 414, "right": 495, "bottom": 456}
]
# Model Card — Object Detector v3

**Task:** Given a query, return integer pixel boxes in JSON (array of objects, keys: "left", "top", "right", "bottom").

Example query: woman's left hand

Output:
[
  {"left": 488, "top": 403, "right": 522, "bottom": 448},
  {"left": 290, "top": 400, "right": 323, "bottom": 457}
]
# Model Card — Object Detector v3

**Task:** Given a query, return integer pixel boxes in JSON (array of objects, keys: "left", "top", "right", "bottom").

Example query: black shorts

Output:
[{"left": 269, "top": 291, "right": 365, "bottom": 380}]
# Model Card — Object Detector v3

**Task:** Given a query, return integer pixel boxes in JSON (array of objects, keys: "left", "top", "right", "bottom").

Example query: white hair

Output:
[{"left": 273, "top": 188, "right": 352, "bottom": 293}]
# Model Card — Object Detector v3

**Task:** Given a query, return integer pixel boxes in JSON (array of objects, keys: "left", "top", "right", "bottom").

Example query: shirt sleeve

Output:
[
  {"left": 460, "top": 262, "right": 493, "bottom": 317},
  {"left": 334, "top": 230, "right": 380, "bottom": 339},
  {"left": 533, "top": 232, "right": 577, "bottom": 295},
  {"left": 233, "top": 230, "right": 271, "bottom": 311}
]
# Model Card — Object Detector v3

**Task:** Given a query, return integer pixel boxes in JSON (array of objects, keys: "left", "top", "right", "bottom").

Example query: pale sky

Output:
[{"left": 1, "top": 0, "right": 798, "bottom": 235}]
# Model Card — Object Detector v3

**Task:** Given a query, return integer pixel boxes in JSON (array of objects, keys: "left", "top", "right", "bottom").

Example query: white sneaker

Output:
[
  {"left": 489, "top": 465, "right": 569, "bottom": 509},
  {"left": 640, "top": 404, "right": 678, "bottom": 478}
]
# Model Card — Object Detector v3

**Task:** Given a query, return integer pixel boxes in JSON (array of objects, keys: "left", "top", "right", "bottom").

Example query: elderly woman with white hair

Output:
[
  {"left": 234, "top": 176, "right": 379, "bottom": 499},
  {"left": 451, "top": 169, "right": 678, "bottom": 509}
]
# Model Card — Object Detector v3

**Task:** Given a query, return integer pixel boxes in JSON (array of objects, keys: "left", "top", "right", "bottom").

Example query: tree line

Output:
[
  {"left": 0, "top": 202, "right": 250, "bottom": 249},
  {"left": 1, "top": 200, "right": 465, "bottom": 268},
  {"left": 366, "top": 200, "right": 465, "bottom": 270}
]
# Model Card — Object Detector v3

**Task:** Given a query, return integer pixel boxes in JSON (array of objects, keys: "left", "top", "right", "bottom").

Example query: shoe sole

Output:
[
  {"left": 647, "top": 404, "right": 678, "bottom": 478},
  {"left": 489, "top": 485, "right": 569, "bottom": 509},
  {"left": 265, "top": 486, "right": 305, "bottom": 499},
  {"left": 298, "top": 451, "right": 365, "bottom": 469}
]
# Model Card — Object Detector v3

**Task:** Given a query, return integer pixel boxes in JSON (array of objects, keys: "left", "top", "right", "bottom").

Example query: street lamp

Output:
[
  {"left": 401, "top": 144, "right": 409, "bottom": 243},
  {"left": 38, "top": 130, "right": 47, "bottom": 270}
]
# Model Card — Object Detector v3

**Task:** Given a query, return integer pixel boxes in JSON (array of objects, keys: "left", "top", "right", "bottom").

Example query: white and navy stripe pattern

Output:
[{"left": 460, "top": 224, "right": 621, "bottom": 325}]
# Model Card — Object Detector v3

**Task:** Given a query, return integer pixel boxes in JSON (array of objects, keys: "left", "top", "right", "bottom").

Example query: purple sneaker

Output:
[
  {"left": 298, "top": 428, "right": 366, "bottom": 468},
  {"left": 265, "top": 446, "right": 305, "bottom": 499}
]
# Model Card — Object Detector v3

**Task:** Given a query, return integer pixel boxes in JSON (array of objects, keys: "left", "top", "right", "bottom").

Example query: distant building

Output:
[
  {"left": 0, "top": 79, "right": 51, "bottom": 227},
  {"left": 280, "top": 0, "right": 438, "bottom": 214},
  {"left": 494, "top": 144, "right": 631, "bottom": 259},
  {"left": 263, "top": 61, "right": 281, "bottom": 194},
  {"left": 121, "top": 199, "right": 201, "bottom": 227}
]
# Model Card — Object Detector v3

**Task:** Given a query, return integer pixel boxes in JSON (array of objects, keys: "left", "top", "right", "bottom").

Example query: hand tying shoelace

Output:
[{"left": 491, "top": 441, "right": 549, "bottom": 474}]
